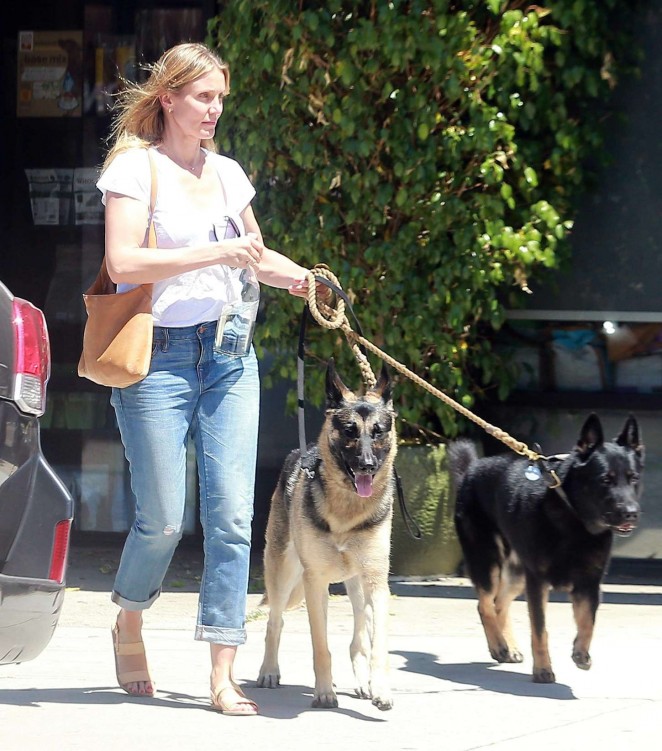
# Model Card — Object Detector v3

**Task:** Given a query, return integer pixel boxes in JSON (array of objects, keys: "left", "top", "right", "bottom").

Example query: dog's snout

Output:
[
  {"left": 605, "top": 500, "right": 641, "bottom": 536},
  {"left": 358, "top": 439, "right": 376, "bottom": 473},
  {"left": 358, "top": 452, "right": 376, "bottom": 472},
  {"left": 621, "top": 496, "right": 641, "bottom": 518}
]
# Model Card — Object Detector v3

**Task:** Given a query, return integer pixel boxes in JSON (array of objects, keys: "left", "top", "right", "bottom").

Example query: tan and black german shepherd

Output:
[{"left": 257, "top": 359, "right": 397, "bottom": 710}]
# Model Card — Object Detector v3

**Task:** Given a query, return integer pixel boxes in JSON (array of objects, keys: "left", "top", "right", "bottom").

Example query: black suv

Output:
[{"left": 0, "top": 280, "right": 74, "bottom": 664}]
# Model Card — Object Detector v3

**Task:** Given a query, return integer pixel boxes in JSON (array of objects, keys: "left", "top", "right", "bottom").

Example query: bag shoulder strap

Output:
[
  {"left": 146, "top": 148, "right": 158, "bottom": 249},
  {"left": 87, "top": 148, "right": 158, "bottom": 296}
]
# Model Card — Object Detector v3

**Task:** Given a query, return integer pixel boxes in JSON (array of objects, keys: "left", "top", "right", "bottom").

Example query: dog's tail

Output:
[
  {"left": 258, "top": 582, "right": 305, "bottom": 611},
  {"left": 446, "top": 439, "right": 479, "bottom": 491}
]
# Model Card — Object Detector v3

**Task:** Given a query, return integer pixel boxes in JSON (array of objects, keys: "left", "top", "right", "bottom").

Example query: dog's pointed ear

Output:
[
  {"left": 576, "top": 413, "right": 604, "bottom": 456},
  {"left": 370, "top": 362, "right": 393, "bottom": 408},
  {"left": 615, "top": 414, "right": 644, "bottom": 461},
  {"left": 325, "top": 358, "right": 351, "bottom": 409}
]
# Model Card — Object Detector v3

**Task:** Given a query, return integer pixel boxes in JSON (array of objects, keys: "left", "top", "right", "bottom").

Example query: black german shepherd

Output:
[
  {"left": 450, "top": 414, "right": 643, "bottom": 683},
  {"left": 257, "top": 359, "right": 396, "bottom": 709}
]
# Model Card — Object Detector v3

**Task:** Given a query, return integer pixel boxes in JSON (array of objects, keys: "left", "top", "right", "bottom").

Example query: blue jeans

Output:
[{"left": 110, "top": 321, "right": 259, "bottom": 646}]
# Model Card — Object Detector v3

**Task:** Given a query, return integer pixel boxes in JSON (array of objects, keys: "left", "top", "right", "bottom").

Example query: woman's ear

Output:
[{"left": 159, "top": 93, "right": 173, "bottom": 112}]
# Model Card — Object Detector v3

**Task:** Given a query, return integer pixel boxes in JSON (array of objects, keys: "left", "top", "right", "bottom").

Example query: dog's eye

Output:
[
  {"left": 603, "top": 474, "right": 615, "bottom": 486},
  {"left": 343, "top": 424, "right": 358, "bottom": 439},
  {"left": 372, "top": 425, "right": 384, "bottom": 438},
  {"left": 628, "top": 472, "right": 640, "bottom": 484}
]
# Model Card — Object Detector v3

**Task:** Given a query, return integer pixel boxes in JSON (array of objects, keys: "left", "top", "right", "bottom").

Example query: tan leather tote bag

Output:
[{"left": 78, "top": 151, "right": 157, "bottom": 388}]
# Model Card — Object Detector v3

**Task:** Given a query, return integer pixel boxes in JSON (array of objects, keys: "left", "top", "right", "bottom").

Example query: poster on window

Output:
[
  {"left": 74, "top": 168, "right": 103, "bottom": 225},
  {"left": 24, "top": 168, "right": 74, "bottom": 225},
  {"left": 17, "top": 30, "right": 83, "bottom": 117}
]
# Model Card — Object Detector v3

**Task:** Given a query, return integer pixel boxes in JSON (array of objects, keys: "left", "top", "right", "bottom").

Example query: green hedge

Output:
[{"left": 208, "top": 0, "right": 644, "bottom": 439}]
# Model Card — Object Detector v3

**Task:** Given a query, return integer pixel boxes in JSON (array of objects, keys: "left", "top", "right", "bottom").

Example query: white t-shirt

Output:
[{"left": 96, "top": 146, "right": 256, "bottom": 327}]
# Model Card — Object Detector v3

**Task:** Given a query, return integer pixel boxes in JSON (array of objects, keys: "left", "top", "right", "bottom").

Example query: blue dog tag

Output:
[{"left": 525, "top": 464, "right": 542, "bottom": 481}]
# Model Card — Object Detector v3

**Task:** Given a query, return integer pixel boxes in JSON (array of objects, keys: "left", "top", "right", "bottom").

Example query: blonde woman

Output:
[{"left": 98, "top": 42, "right": 315, "bottom": 715}]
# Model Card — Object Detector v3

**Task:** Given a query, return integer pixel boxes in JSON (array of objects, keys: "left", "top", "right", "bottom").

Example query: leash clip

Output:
[
  {"left": 536, "top": 445, "right": 567, "bottom": 490},
  {"left": 547, "top": 469, "right": 561, "bottom": 489},
  {"left": 525, "top": 444, "right": 543, "bottom": 481}
]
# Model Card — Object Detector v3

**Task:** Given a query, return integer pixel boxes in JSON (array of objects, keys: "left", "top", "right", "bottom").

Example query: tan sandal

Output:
[
  {"left": 111, "top": 622, "right": 155, "bottom": 696},
  {"left": 210, "top": 685, "right": 258, "bottom": 716}
]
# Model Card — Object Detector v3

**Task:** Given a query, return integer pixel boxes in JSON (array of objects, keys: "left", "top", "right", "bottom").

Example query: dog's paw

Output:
[
  {"left": 572, "top": 650, "right": 592, "bottom": 670},
  {"left": 351, "top": 656, "right": 371, "bottom": 699},
  {"left": 256, "top": 670, "right": 281, "bottom": 689},
  {"left": 533, "top": 667, "right": 556, "bottom": 684},
  {"left": 491, "top": 645, "right": 524, "bottom": 663},
  {"left": 366, "top": 677, "right": 393, "bottom": 710},
  {"left": 312, "top": 690, "right": 338, "bottom": 709},
  {"left": 371, "top": 694, "right": 393, "bottom": 711},
  {"left": 354, "top": 686, "right": 371, "bottom": 700}
]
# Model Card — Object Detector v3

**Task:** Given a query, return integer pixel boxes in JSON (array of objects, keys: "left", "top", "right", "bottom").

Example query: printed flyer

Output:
[{"left": 17, "top": 30, "right": 83, "bottom": 117}]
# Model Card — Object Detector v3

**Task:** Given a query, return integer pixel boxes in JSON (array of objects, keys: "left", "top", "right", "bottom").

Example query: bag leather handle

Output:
[
  {"left": 146, "top": 149, "right": 157, "bottom": 249},
  {"left": 97, "top": 148, "right": 158, "bottom": 291}
]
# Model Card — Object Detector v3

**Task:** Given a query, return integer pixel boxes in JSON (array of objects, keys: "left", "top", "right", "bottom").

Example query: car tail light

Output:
[
  {"left": 49, "top": 519, "right": 72, "bottom": 583},
  {"left": 12, "top": 298, "right": 51, "bottom": 415}
]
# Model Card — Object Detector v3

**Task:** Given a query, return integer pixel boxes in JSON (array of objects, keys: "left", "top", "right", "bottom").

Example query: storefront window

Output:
[{"left": 2, "top": 0, "right": 212, "bottom": 535}]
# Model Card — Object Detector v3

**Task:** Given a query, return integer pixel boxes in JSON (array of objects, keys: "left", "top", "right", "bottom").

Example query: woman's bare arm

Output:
[
  {"left": 104, "top": 192, "right": 263, "bottom": 284},
  {"left": 241, "top": 205, "right": 313, "bottom": 297}
]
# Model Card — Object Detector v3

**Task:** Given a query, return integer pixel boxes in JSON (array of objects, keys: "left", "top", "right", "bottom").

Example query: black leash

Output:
[
  {"left": 297, "top": 275, "right": 421, "bottom": 540},
  {"left": 393, "top": 466, "right": 422, "bottom": 540}
]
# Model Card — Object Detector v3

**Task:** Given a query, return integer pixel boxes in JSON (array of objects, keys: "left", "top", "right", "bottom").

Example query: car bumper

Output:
[{"left": 0, "top": 574, "right": 65, "bottom": 665}]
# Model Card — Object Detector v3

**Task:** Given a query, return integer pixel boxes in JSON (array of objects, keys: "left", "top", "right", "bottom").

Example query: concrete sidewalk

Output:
[{"left": 2, "top": 552, "right": 661, "bottom": 751}]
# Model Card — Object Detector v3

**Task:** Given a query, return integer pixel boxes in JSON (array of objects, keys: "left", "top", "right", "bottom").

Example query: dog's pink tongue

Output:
[{"left": 355, "top": 473, "right": 374, "bottom": 498}]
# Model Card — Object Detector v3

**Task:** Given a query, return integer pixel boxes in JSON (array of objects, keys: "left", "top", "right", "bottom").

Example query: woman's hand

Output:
[
  {"left": 288, "top": 275, "right": 333, "bottom": 302},
  {"left": 217, "top": 232, "right": 263, "bottom": 270}
]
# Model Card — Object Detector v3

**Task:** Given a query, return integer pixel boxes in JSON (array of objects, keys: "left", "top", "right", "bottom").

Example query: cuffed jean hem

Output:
[
  {"left": 111, "top": 589, "right": 160, "bottom": 610},
  {"left": 195, "top": 625, "right": 247, "bottom": 646}
]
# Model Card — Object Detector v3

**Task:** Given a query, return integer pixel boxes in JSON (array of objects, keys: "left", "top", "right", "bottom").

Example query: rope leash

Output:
[
  {"left": 305, "top": 265, "right": 545, "bottom": 465},
  {"left": 297, "top": 271, "right": 422, "bottom": 540}
]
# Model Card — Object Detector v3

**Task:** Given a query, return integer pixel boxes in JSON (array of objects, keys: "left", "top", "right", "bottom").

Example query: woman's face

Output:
[{"left": 163, "top": 67, "right": 227, "bottom": 141}]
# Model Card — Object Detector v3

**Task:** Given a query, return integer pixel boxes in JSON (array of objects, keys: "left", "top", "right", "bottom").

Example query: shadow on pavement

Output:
[
  {"left": 393, "top": 650, "right": 577, "bottom": 700},
  {"left": 0, "top": 686, "right": 206, "bottom": 710},
  {"left": 0, "top": 683, "right": 389, "bottom": 721}
]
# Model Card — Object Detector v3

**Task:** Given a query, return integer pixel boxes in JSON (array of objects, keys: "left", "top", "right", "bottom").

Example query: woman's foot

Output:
[
  {"left": 210, "top": 683, "right": 258, "bottom": 716},
  {"left": 112, "top": 609, "right": 155, "bottom": 696},
  {"left": 210, "top": 643, "right": 258, "bottom": 715}
]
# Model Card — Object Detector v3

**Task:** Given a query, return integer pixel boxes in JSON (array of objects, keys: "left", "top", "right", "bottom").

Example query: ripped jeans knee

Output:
[{"left": 111, "top": 513, "right": 185, "bottom": 607}]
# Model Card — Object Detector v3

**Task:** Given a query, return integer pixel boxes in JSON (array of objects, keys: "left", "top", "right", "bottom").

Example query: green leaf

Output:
[
  {"left": 207, "top": 0, "right": 644, "bottom": 439},
  {"left": 524, "top": 167, "right": 539, "bottom": 187}
]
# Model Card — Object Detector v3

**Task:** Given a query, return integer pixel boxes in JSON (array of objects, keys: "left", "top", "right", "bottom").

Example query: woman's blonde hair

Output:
[{"left": 102, "top": 42, "right": 230, "bottom": 171}]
